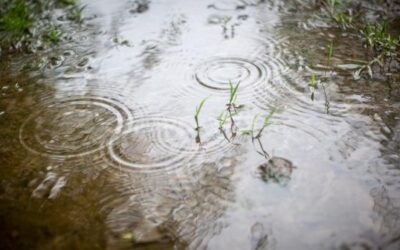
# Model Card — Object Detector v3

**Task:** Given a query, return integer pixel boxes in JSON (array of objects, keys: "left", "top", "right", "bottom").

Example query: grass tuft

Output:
[{"left": 0, "top": 1, "right": 33, "bottom": 36}]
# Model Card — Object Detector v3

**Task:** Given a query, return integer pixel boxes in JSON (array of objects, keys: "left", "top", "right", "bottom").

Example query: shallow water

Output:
[{"left": 1, "top": 0, "right": 400, "bottom": 249}]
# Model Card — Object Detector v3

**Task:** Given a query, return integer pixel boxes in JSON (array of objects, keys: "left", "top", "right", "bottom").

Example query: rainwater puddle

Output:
[{"left": 0, "top": 0, "right": 399, "bottom": 249}]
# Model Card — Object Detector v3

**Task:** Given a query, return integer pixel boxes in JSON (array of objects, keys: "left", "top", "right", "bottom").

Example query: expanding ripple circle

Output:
[
  {"left": 194, "top": 57, "right": 269, "bottom": 91},
  {"left": 106, "top": 117, "right": 236, "bottom": 172},
  {"left": 106, "top": 117, "right": 197, "bottom": 171},
  {"left": 19, "top": 97, "right": 133, "bottom": 158}
]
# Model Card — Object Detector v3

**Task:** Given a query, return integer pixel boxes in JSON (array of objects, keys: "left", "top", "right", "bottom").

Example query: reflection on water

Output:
[
  {"left": 104, "top": 155, "right": 239, "bottom": 249},
  {"left": 0, "top": 0, "right": 400, "bottom": 249}
]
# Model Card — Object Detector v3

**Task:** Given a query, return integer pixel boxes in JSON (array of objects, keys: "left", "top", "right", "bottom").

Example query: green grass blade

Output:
[
  {"left": 327, "top": 42, "right": 334, "bottom": 65},
  {"left": 229, "top": 82, "right": 240, "bottom": 104},
  {"left": 195, "top": 97, "right": 208, "bottom": 117},
  {"left": 264, "top": 108, "right": 276, "bottom": 126}
]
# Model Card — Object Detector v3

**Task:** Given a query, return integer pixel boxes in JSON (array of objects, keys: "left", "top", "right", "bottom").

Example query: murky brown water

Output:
[{"left": 1, "top": 0, "right": 400, "bottom": 249}]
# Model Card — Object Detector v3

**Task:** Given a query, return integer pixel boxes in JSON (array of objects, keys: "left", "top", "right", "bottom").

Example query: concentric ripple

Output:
[
  {"left": 106, "top": 117, "right": 236, "bottom": 172},
  {"left": 19, "top": 96, "right": 133, "bottom": 158},
  {"left": 195, "top": 57, "right": 267, "bottom": 91},
  {"left": 188, "top": 56, "right": 289, "bottom": 101}
]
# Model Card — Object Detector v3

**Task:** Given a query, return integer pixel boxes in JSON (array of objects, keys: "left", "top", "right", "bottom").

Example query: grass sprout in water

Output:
[
  {"left": 308, "top": 73, "right": 319, "bottom": 101},
  {"left": 323, "top": 42, "right": 333, "bottom": 113},
  {"left": 218, "top": 81, "right": 245, "bottom": 142},
  {"left": 194, "top": 97, "right": 209, "bottom": 144},
  {"left": 67, "top": 5, "right": 86, "bottom": 23},
  {"left": 327, "top": 42, "right": 334, "bottom": 66},
  {"left": 308, "top": 42, "right": 333, "bottom": 113},
  {"left": 43, "top": 25, "right": 63, "bottom": 44},
  {"left": 228, "top": 80, "right": 240, "bottom": 108},
  {"left": 218, "top": 110, "right": 231, "bottom": 142},
  {"left": 242, "top": 109, "right": 276, "bottom": 159}
]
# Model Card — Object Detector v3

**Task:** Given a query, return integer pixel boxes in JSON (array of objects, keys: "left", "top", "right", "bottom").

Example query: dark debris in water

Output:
[
  {"left": 258, "top": 157, "right": 295, "bottom": 185},
  {"left": 129, "top": 0, "right": 150, "bottom": 14}
]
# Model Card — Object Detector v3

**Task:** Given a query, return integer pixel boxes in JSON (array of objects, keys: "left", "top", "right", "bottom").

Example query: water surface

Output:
[{"left": 1, "top": 0, "right": 399, "bottom": 249}]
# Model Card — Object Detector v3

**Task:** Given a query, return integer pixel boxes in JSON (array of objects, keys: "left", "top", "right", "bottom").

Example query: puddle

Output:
[{"left": 0, "top": 0, "right": 400, "bottom": 249}]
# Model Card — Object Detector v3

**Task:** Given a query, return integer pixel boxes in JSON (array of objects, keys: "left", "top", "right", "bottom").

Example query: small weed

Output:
[
  {"left": 357, "top": 21, "right": 399, "bottom": 78},
  {"left": 327, "top": 42, "right": 334, "bottom": 66},
  {"left": 308, "top": 73, "right": 318, "bottom": 101},
  {"left": 217, "top": 110, "right": 231, "bottom": 142},
  {"left": 243, "top": 109, "right": 276, "bottom": 159},
  {"left": 0, "top": 2, "right": 33, "bottom": 37},
  {"left": 323, "top": 42, "right": 333, "bottom": 113},
  {"left": 194, "top": 97, "right": 208, "bottom": 143},
  {"left": 218, "top": 81, "right": 244, "bottom": 141},
  {"left": 68, "top": 5, "right": 86, "bottom": 23},
  {"left": 218, "top": 111, "right": 229, "bottom": 129},
  {"left": 194, "top": 97, "right": 208, "bottom": 130},
  {"left": 254, "top": 109, "right": 276, "bottom": 140},
  {"left": 362, "top": 21, "right": 399, "bottom": 55},
  {"left": 0, "top": 0, "right": 87, "bottom": 51},
  {"left": 308, "top": 71, "right": 330, "bottom": 113},
  {"left": 43, "top": 25, "right": 63, "bottom": 43},
  {"left": 228, "top": 81, "right": 240, "bottom": 108},
  {"left": 332, "top": 11, "right": 353, "bottom": 28},
  {"left": 354, "top": 55, "right": 383, "bottom": 79}
]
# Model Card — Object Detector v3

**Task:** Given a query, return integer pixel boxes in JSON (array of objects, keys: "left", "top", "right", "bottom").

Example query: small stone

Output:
[{"left": 258, "top": 157, "right": 295, "bottom": 185}]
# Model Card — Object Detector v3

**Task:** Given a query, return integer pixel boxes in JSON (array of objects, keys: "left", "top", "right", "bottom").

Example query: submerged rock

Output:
[
  {"left": 129, "top": 0, "right": 149, "bottom": 14},
  {"left": 258, "top": 157, "right": 295, "bottom": 185}
]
